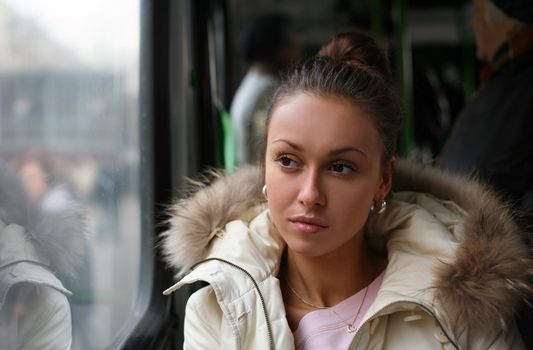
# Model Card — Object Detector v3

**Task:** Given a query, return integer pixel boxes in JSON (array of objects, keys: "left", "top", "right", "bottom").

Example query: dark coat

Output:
[{"left": 438, "top": 49, "right": 533, "bottom": 219}]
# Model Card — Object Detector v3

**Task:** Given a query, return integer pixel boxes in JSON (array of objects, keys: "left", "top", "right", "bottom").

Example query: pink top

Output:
[{"left": 293, "top": 272, "right": 385, "bottom": 350}]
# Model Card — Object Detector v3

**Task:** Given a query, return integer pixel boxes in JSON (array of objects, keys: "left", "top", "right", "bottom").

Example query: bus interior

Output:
[{"left": 1, "top": 0, "right": 523, "bottom": 349}]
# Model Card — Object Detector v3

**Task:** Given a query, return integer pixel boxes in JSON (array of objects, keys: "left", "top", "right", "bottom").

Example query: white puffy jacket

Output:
[
  {"left": 162, "top": 161, "right": 531, "bottom": 349},
  {"left": 0, "top": 220, "right": 72, "bottom": 350}
]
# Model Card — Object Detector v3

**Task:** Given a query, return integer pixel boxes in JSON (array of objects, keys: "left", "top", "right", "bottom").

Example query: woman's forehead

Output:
[
  {"left": 267, "top": 93, "right": 382, "bottom": 155},
  {"left": 269, "top": 93, "right": 373, "bottom": 130}
]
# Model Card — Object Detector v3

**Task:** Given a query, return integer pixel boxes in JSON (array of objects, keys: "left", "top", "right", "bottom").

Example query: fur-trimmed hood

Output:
[
  {"left": 0, "top": 164, "right": 87, "bottom": 279},
  {"left": 161, "top": 160, "right": 532, "bottom": 333}
]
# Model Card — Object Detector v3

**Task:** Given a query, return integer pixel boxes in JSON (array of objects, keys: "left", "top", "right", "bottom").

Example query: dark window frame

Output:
[{"left": 116, "top": 0, "right": 227, "bottom": 348}]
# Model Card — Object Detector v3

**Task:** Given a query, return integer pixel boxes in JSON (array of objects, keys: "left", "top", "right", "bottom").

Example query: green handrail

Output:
[{"left": 219, "top": 107, "right": 235, "bottom": 173}]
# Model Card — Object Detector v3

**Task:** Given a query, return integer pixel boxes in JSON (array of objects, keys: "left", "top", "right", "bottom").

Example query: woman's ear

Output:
[{"left": 377, "top": 157, "right": 395, "bottom": 199}]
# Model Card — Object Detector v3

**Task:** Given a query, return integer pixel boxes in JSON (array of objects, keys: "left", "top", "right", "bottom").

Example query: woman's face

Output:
[{"left": 265, "top": 93, "right": 392, "bottom": 257}]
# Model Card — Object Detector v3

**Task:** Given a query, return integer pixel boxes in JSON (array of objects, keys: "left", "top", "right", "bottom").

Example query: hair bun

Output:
[{"left": 317, "top": 31, "right": 392, "bottom": 81}]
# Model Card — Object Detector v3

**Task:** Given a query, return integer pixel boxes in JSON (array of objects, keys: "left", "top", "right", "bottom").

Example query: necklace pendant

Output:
[{"left": 346, "top": 324, "right": 356, "bottom": 333}]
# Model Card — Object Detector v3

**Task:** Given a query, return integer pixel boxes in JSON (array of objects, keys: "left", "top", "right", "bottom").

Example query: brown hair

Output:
[
  {"left": 263, "top": 31, "right": 402, "bottom": 166},
  {"left": 317, "top": 31, "right": 392, "bottom": 81}
]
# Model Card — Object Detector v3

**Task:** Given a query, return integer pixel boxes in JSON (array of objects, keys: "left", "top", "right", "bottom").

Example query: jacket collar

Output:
[
  {"left": 0, "top": 219, "right": 49, "bottom": 268},
  {"left": 161, "top": 160, "right": 532, "bottom": 332}
]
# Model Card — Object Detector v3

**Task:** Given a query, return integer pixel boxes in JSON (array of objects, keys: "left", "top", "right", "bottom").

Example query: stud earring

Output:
[
  {"left": 377, "top": 199, "right": 387, "bottom": 214},
  {"left": 371, "top": 199, "right": 387, "bottom": 214},
  {"left": 262, "top": 185, "right": 268, "bottom": 200}
]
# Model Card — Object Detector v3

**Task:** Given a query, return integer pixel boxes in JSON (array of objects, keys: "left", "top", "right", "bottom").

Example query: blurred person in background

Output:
[
  {"left": 230, "top": 13, "right": 302, "bottom": 165},
  {"left": 0, "top": 162, "right": 86, "bottom": 349},
  {"left": 438, "top": 0, "right": 533, "bottom": 226}
]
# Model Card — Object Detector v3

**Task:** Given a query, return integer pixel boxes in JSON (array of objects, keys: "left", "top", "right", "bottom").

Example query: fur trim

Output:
[
  {"left": 394, "top": 161, "right": 533, "bottom": 332},
  {"left": 31, "top": 202, "right": 88, "bottom": 279},
  {"left": 161, "top": 160, "right": 533, "bottom": 331},
  {"left": 160, "top": 166, "right": 264, "bottom": 273}
]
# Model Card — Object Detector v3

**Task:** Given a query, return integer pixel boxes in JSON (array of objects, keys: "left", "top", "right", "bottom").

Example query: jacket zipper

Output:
[
  {"left": 350, "top": 301, "right": 459, "bottom": 349},
  {"left": 190, "top": 260, "right": 459, "bottom": 350},
  {"left": 190, "top": 257, "right": 275, "bottom": 350}
]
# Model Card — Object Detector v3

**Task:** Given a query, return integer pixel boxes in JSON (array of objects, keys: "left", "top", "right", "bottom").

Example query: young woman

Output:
[{"left": 162, "top": 32, "right": 530, "bottom": 349}]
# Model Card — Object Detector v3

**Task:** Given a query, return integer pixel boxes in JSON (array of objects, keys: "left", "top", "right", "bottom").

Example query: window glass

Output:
[{"left": 0, "top": 1, "right": 144, "bottom": 349}]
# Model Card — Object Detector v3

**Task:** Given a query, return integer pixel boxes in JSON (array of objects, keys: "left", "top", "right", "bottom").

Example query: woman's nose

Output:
[{"left": 297, "top": 169, "right": 325, "bottom": 208}]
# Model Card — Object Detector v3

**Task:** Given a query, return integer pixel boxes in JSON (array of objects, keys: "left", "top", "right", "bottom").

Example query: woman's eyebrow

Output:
[
  {"left": 271, "top": 139, "right": 301, "bottom": 151},
  {"left": 329, "top": 146, "right": 367, "bottom": 158},
  {"left": 271, "top": 139, "right": 367, "bottom": 158}
]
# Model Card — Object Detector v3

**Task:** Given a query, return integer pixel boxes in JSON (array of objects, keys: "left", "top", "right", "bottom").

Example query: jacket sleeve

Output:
[
  {"left": 19, "top": 285, "right": 72, "bottom": 350},
  {"left": 183, "top": 285, "right": 224, "bottom": 350}
]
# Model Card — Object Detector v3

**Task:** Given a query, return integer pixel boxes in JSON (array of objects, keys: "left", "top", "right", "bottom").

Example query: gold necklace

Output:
[
  {"left": 285, "top": 277, "right": 328, "bottom": 309},
  {"left": 331, "top": 285, "right": 369, "bottom": 333},
  {"left": 285, "top": 276, "right": 370, "bottom": 333}
]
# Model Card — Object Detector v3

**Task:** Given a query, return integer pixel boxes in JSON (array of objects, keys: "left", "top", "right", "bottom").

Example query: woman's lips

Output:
[{"left": 288, "top": 216, "right": 328, "bottom": 234}]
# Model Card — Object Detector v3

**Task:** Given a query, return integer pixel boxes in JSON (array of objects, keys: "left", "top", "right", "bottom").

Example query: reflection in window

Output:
[{"left": 0, "top": 1, "right": 144, "bottom": 349}]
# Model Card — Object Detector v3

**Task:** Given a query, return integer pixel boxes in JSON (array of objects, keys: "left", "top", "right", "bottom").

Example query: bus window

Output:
[{"left": 0, "top": 1, "right": 149, "bottom": 349}]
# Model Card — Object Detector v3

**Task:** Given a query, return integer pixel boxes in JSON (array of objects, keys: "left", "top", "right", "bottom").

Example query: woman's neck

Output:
[{"left": 282, "top": 234, "right": 386, "bottom": 309}]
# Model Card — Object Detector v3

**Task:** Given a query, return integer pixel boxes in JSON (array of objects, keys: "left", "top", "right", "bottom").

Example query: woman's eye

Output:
[
  {"left": 276, "top": 155, "right": 298, "bottom": 168},
  {"left": 329, "top": 162, "right": 355, "bottom": 174}
]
